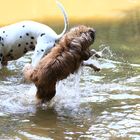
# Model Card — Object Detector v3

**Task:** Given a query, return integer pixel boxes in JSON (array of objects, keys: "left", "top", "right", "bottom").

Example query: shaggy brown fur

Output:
[{"left": 24, "top": 25, "right": 98, "bottom": 103}]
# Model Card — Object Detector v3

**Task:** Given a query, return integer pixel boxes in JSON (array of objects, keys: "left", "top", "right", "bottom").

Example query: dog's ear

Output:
[{"left": 69, "top": 37, "right": 82, "bottom": 50}]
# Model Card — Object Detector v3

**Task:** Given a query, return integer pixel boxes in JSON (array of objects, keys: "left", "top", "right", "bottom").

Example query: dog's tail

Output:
[{"left": 56, "top": 0, "right": 69, "bottom": 39}]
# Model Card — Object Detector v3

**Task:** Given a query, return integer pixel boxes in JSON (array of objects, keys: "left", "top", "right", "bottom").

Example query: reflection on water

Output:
[{"left": 0, "top": 6, "right": 140, "bottom": 140}]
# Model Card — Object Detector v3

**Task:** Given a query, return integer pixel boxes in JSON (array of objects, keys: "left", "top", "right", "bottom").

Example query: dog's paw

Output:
[
  {"left": 91, "top": 49, "right": 102, "bottom": 58},
  {"left": 93, "top": 65, "right": 101, "bottom": 72},
  {"left": 87, "top": 64, "right": 101, "bottom": 72}
]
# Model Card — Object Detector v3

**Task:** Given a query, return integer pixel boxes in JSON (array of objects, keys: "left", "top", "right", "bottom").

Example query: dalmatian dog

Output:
[{"left": 0, "top": 0, "right": 68, "bottom": 69}]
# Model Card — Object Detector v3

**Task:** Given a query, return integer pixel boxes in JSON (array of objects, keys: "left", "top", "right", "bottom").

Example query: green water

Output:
[{"left": 0, "top": 6, "right": 140, "bottom": 140}]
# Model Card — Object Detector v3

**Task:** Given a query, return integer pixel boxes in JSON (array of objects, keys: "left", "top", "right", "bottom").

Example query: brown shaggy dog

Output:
[{"left": 23, "top": 25, "right": 99, "bottom": 103}]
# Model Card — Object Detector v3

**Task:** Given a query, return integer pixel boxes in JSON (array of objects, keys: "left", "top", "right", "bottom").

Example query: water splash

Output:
[
  {"left": 98, "top": 44, "right": 113, "bottom": 59},
  {"left": 0, "top": 45, "right": 140, "bottom": 117},
  {"left": 87, "top": 45, "right": 116, "bottom": 70},
  {"left": 0, "top": 85, "right": 36, "bottom": 114},
  {"left": 48, "top": 70, "right": 82, "bottom": 114}
]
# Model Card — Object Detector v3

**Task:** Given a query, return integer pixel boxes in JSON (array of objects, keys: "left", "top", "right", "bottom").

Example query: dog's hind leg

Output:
[
  {"left": 36, "top": 83, "right": 56, "bottom": 104},
  {"left": 31, "top": 35, "right": 56, "bottom": 67}
]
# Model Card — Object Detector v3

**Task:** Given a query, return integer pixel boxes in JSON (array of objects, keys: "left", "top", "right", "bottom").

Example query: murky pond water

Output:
[{"left": 0, "top": 7, "right": 140, "bottom": 140}]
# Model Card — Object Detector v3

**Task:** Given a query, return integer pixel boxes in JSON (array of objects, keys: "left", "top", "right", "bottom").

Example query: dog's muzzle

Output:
[{"left": 89, "top": 29, "right": 96, "bottom": 41}]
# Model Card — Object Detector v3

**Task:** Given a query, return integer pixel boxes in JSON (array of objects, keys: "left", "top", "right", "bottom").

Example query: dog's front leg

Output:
[
  {"left": 82, "top": 61, "right": 101, "bottom": 72},
  {"left": 82, "top": 49, "right": 101, "bottom": 71}
]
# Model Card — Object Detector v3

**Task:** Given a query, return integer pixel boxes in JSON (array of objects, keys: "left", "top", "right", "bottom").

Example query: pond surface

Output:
[{"left": 0, "top": 7, "right": 140, "bottom": 140}]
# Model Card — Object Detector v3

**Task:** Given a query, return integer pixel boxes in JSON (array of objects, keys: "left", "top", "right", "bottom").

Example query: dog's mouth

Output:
[{"left": 89, "top": 29, "right": 96, "bottom": 41}]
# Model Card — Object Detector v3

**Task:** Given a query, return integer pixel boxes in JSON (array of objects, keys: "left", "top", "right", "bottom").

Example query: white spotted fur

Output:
[{"left": 0, "top": 0, "right": 68, "bottom": 69}]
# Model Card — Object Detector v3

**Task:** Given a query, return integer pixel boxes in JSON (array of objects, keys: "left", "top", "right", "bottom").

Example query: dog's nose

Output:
[{"left": 89, "top": 29, "right": 96, "bottom": 40}]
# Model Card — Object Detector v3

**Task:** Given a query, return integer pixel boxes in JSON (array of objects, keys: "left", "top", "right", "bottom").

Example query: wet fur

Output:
[{"left": 23, "top": 25, "right": 96, "bottom": 103}]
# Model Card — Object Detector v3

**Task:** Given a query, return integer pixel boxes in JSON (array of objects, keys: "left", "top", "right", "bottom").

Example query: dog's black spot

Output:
[
  {"left": 0, "top": 37, "right": 4, "bottom": 41},
  {"left": 0, "top": 53, "right": 3, "bottom": 57},
  {"left": 20, "top": 36, "right": 22, "bottom": 38},
  {"left": 30, "top": 45, "right": 35, "bottom": 50},
  {"left": 10, "top": 49, "right": 13, "bottom": 52},
  {"left": 26, "top": 42, "right": 29, "bottom": 45},
  {"left": 26, "top": 33, "right": 29, "bottom": 36},
  {"left": 30, "top": 42, "right": 34, "bottom": 45},
  {"left": 18, "top": 44, "right": 21, "bottom": 47},
  {"left": 0, "top": 54, "right": 3, "bottom": 61},
  {"left": 40, "top": 33, "right": 45, "bottom": 37},
  {"left": 3, "top": 31, "right": 5, "bottom": 33},
  {"left": 31, "top": 36, "right": 34, "bottom": 40},
  {"left": 22, "top": 25, "right": 25, "bottom": 28},
  {"left": 24, "top": 48, "right": 28, "bottom": 53},
  {"left": 41, "top": 49, "right": 44, "bottom": 52},
  {"left": 2, "top": 43, "right": 4, "bottom": 46}
]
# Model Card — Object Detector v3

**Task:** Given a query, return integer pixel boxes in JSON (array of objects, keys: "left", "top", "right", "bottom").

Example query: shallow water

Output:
[
  {"left": 0, "top": 7, "right": 140, "bottom": 140},
  {"left": 0, "top": 48, "right": 140, "bottom": 140}
]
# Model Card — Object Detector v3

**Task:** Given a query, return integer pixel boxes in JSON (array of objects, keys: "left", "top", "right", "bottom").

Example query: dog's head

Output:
[
  {"left": 60, "top": 25, "right": 95, "bottom": 51},
  {"left": 67, "top": 25, "right": 95, "bottom": 46},
  {"left": 70, "top": 25, "right": 95, "bottom": 40},
  {"left": 62, "top": 25, "right": 96, "bottom": 61}
]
